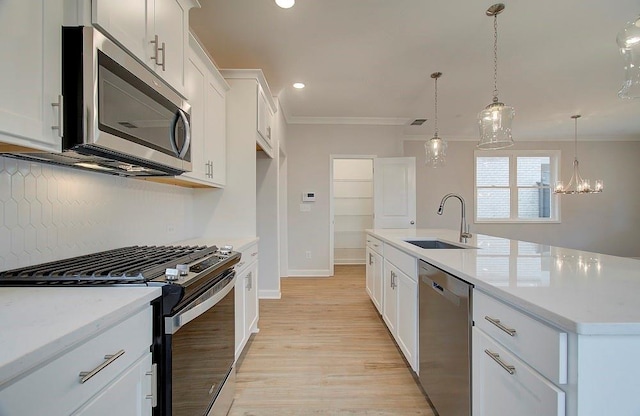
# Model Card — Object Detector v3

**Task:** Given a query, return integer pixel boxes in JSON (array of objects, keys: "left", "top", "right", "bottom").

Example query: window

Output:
[{"left": 475, "top": 150, "right": 560, "bottom": 223}]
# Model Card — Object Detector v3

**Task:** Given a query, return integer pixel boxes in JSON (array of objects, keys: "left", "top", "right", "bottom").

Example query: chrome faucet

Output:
[{"left": 437, "top": 193, "right": 472, "bottom": 243}]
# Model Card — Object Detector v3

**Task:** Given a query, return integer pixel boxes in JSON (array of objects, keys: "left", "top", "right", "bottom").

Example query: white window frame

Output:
[{"left": 474, "top": 150, "right": 561, "bottom": 224}]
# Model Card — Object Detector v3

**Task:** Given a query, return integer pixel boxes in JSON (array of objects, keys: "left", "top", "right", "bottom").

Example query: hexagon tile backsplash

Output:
[{"left": 0, "top": 156, "right": 195, "bottom": 270}]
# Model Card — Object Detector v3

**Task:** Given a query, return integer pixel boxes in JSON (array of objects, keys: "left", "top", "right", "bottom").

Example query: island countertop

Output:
[{"left": 367, "top": 228, "right": 640, "bottom": 336}]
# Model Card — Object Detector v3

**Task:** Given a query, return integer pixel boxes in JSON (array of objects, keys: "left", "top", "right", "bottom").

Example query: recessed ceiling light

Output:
[
  {"left": 276, "top": 0, "right": 295, "bottom": 8},
  {"left": 293, "top": 82, "right": 305, "bottom": 89}
]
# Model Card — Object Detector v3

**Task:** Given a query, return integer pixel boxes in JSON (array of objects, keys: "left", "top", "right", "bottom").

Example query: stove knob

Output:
[
  {"left": 165, "top": 268, "right": 180, "bottom": 281},
  {"left": 176, "top": 264, "right": 189, "bottom": 276},
  {"left": 219, "top": 245, "right": 233, "bottom": 255}
]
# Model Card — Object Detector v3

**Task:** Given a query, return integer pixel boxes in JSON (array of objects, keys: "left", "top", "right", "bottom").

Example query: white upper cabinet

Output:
[
  {"left": 176, "top": 33, "right": 228, "bottom": 188},
  {"left": 220, "top": 69, "right": 277, "bottom": 159},
  {"left": 256, "top": 84, "right": 274, "bottom": 155},
  {"left": 92, "top": 0, "right": 199, "bottom": 95},
  {"left": 0, "top": 0, "right": 63, "bottom": 152}
]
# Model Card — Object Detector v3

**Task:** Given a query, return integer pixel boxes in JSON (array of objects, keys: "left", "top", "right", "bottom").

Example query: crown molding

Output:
[{"left": 286, "top": 116, "right": 412, "bottom": 126}]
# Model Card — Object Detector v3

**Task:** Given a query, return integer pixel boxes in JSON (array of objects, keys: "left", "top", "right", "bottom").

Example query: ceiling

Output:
[{"left": 190, "top": 0, "right": 640, "bottom": 141}]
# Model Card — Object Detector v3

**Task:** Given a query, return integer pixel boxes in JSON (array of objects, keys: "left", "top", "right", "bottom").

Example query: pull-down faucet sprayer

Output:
[{"left": 437, "top": 193, "right": 472, "bottom": 243}]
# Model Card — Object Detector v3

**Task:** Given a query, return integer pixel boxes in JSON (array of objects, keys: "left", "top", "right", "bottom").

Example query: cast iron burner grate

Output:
[{"left": 0, "top": 245, "right": 218, "bottom": 285}]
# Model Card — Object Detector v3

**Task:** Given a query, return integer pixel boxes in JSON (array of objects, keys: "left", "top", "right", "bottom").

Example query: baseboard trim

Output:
[
  {"left": 259, "top": 290, "right": 281, "bottom": 299},
  {"left": 287, "top": 269, "right": 332, "bottom": 277}
]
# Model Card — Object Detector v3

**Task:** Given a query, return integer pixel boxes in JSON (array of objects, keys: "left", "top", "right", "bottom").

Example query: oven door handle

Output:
[{"left": 164, "top": 273, "right": 236, "bottom": 335}]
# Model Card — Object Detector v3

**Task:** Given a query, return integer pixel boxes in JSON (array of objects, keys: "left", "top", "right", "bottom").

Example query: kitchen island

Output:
[{"left": 367, "top": 228, "right": 640, "bottom": 416}]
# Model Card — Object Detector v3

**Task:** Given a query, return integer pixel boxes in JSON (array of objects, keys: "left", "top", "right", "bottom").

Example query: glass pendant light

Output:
[
  {"left": 477, "top": 3, "right": 515, "bottom": 150},
  {"left": 554, "top": 115, "right": 604, "bottom": 195},
  {"left": 425, "top": 72, "right": 447, "bottom": 167},
  {"left": 617, "top": 15, "right": 640, "bottom": 99}
]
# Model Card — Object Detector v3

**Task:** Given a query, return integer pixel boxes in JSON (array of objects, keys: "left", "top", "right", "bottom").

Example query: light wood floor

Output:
[{"left": 228, "top": 265, "right": 433, "bottom": 416}]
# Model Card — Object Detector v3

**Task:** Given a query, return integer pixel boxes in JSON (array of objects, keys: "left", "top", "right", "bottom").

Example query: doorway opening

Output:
[{"left": 330, "top": 156, "right": 374, "bottom": 274}]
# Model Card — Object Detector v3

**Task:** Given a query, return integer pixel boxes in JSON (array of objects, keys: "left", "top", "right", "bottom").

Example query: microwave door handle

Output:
[{"left": 171, "top": 109, "right": 191, "bottom": 159}]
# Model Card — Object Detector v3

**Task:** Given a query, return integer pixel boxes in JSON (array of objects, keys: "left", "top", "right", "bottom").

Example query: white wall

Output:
[
  {"left": 193, "top": 79, "right": 258, "bottom": 239},
  {"left": 403, "top": 139, "right": 640, "bottom": 257},
  {"left": 287, "top": 124, "right": 403, "bottom": 275},
  {"left": 0, "top": 156, "right": 196, "bottom": 270}
]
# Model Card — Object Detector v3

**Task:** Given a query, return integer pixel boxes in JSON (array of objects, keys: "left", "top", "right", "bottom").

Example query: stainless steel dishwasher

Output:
[{"left": 419, "top": 260, "right": 473, "bottom": 416}]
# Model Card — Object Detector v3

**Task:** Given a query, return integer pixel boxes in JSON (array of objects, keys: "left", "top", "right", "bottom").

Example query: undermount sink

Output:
[{"left": 404, "top": 240, "right": 467, "bottom": 249}]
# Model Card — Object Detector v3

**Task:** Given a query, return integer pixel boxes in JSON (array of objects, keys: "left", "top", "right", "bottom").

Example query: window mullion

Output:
[{"left": 511, "top": 155, "right": 518, "bottom": 220}]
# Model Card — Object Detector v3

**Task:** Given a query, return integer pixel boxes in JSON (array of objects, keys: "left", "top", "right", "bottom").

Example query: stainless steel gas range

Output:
[{"left": 0, "top": 245, "right": 240, "bottom": 416}]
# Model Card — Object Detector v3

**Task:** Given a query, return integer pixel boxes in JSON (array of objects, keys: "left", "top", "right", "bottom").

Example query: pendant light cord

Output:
[
  {"left": 574, "top": 116, "right": 579, "bottom": 161},
  {"left": 493, "top": 14, "right": 499, "bottom": 103},
  {"left": 434, "top": 76, "right": 439, "bottom": 137}
]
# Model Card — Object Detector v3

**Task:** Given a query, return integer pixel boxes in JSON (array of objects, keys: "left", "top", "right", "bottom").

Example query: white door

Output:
[{"left": 373, "top": 157, "right": 416, "bottom": 229}]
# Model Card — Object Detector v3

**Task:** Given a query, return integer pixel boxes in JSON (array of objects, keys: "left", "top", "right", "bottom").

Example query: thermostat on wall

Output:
[{"left": 302, "top": 192, "right": 316, "bottom": 202}]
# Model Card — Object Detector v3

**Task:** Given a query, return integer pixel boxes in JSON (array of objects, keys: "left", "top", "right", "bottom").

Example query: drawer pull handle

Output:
[
  {"left": 79, "top": 350, "right": 125, "bottom": 384},
  {"left": 485, "top": 316, "right": 517, "bottom": 337},
  {"left": 485, "top": 349, "right": 515, "bottom": 375}
]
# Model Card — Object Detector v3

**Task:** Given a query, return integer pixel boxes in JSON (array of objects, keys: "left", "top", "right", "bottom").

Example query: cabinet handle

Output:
[
  {"left": 484, "top": 349, "right": 516, "bottom": 375},
  {"left": 391, "top": 271, "right": 396, "bottom": 289},
  {"left": 246, "top": 271, "right": 252, "bottom": 290},
  {"left": 484, "top": 316, "right": 517, "bottom": 337},
  {"left": 369, "top": 253, "right": 373, "bottom": 266},
  {"left": 51, "top": 95, "right": 63, "bottom": 137},
  {"left": 78, "top": 349, "right": 125, "bottom": 384},
  {"left": 251, "top": 252, "right": 258, "bottom": 257},
  {"left": 150, "top": 35, "right": 166, "bottom": 71},
  {"left": 236, "top": 261, "right": 246, "bottom": 269},
  {"left": 145, "top": 363, "right": 158, "bottom": 407},
  {"left": 267, "top": 126, "right": 271, "bottom": 140}
]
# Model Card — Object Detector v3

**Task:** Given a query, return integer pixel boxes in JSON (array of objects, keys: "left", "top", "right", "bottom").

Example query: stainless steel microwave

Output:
[{"left": 8, "top": 26, "right": 192, "bottom": 177}]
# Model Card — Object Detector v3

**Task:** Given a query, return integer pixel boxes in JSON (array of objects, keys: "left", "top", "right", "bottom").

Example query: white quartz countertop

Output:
[
  {"left": 0, "top": 287, "right": 161, "bottom": 388},
  {"left": 367, "top": 228, "right": 640, "bottom": 336}
]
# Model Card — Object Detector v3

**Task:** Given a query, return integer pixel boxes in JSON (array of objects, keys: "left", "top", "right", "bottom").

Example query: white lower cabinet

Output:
[
  {"left": 395, "top": 268, "right": 417, "bottom": 371},
  {"left": 365, "top": 247, "right": 383, "bottom": 313},
  {"left": 73, "top": 353, "right": 153, "bottom": 416},
  {"left": 382, "top": 256, "right": 418, "bottom": 373},
  {"left": 473, "top": 289, "right": 567, "bottom": 416},
  {"left": 235, "top": 242, "right": 259, "bottom": 360},
  {"left": 382, "top": 259, "right": 398, "bottom": 335},
  {"left": 0, "top": 306, "right": 155, "bottom": 415},
  {"left": 473, "top": 327, "right": 566, "bottom": 416}
]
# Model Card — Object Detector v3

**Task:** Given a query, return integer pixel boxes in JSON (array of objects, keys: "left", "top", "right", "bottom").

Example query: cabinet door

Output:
[
  {"left": 92, "top": 0, "right": 148, "bottom": 60},
  {"left": 396, "top": 270, "right": 418, "bottom": 372},
  {"left": 183, "top": 49, "right": 206, "bottom": 180},
  {"left": 366, "top": 248, "right": 374, "bottom": 299},
  {"left": 151, "top": 0, "right": 187, "bottom": 93},
  {"left": 0, "top": 0, "right": 62, "bottom": 152},
  {"left": 244, "top": 262, "right": 259, "bottom": 336},
  {"left": 73, "top": 354, "right": 153, "bottom": 416},
  {"left": 382, "top": 260, "right": 398, "bottom": 335},
  {"left": 472, "top": 328, "right": 566, "bottom": 416},
  {"left": 234, "top": 267, "right": 247, "bottom": 360},
  {"left": 204, "top": 74, "right": 227, "bottom": 186}
]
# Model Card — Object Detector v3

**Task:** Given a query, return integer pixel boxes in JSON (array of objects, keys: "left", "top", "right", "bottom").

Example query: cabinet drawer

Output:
[
  {"left": 366, "top": 235, "right": 383, "bottom": 255},
  {"left": 474, "top": 290, "right": 567, "bottom": 385},
  {"left": 473, "top": 328, "right": 565, "bottom": 416},
  {"left": 384, "top": 244, "right": 417, "bottom": 281},
  {"left": 0, "top": 306, "right": 152, "bottom": 415},
  {"left": 236, "top": 242, "right": 258, "bottom": 274}
]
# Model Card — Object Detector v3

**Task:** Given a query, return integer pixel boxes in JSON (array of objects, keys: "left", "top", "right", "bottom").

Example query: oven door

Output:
[{"left": 164, "top": 271, "right": 236, "bottom": 416}]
